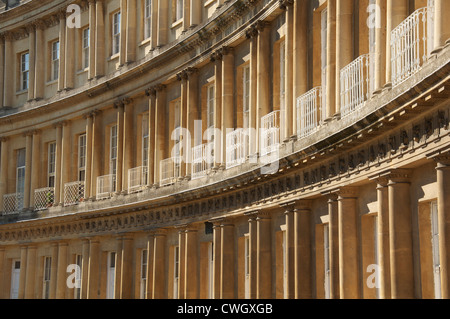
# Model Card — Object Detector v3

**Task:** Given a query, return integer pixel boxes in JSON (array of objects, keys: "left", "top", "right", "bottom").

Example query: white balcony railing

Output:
[
  {"left": 192, "top": 142, "right": 214, "bottom": 179},
  {"left": 297, "top": 86, "right": 324, "bottom": 138},
  {"left": 128, "top": 166, "right": 148, "bottom": 194},
  {"left": 96, "top": 174, "right": 116, "bottom": 200},
  {"left": 34, "top": 187, "right": 55, "bottom": 211},
  {"left": 160, "top": 157, "right": 181, "bottom": 186},
  {"left": 226, "top": 129, "right": 248, "bottom": 169},
  {"left": 340, "top": 54, "right": 374, "bottom": 118},
  {"left": 3, "top": 193, "right": 23, "bottom": 214},
  {"left": 260, "top": 110, "right": 280, "bottom": 157},
  {"left": 391, "top": 4, "right": 434, "bottom": 87},
  {"left": 64, "top": 181, "right": 85, "bottom": 206}
]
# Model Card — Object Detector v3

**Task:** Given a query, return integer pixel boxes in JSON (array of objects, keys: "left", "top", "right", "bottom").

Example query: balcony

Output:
[
  {"left": 160, "top": 157, "right": 181, "bottom": 187},
  {"left": 128, "top": 166, "right": 148, "bottom": 194},
  {"left": 340, "top": 53, "right": 374, "bottom": 118},
  {"left": 391, "top": 5, "right": 434, "bottom": 87},
  {"left": 34, "top": 187, "right": 54, "bottom": 211},
  {"left": 226, "top": 129, "right": 248, "bottom": 169},
  {"left": 96, "top": 174, "right": 116, "bottom": 200},
  {"left": 64, "top": 181, "right": 85, "bottom": 206},
  {"left": 297, "top": 86, "right": 324, "bottom": 138},
  {"left": 2, "top": 193, "right": 23, "bottom": 215},
  {"left": 260, "top": 110, "right": 280, "bottom": 157},
  {"left": 191, "top": 142, "right": 214, "bottom": 179}
]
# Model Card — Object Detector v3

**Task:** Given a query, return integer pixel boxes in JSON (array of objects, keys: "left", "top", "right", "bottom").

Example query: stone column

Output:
[
  {"left": 384, "top": 169, "right": 414, "bottom": 298},
  {"left": 221, "top": 47, "right": 234, "bottom": 168},
  {"left": 126, "top": 0, "right": 137, "bottom": 63},
  {"left": 325, "top": 0, "right": 336, "bottom": 119},
  {"left": 58, "top": 11, "right": 66, "bottom": 92},
  {"left": 145, "top": 235, "right": 155, "bottom": 299},
  {"left": 154, "top": 85, "right": 167, "bottom": 186},
  {"left": 432, "top": 0, "right": 450, "bottom": 53},
  {"left": 34, "top": 21, "right": 45, "bottom": 100},
  {"left": 186, "top": 68, "right": 198, "bottom": 178},
  {"left": 246, "top": 27, "right": 258, "bottom": 158},
  {"left": 327, "top": 194, "right": 339, "bottom": 299},
  {"left": 91, "top": 110, "right": 102, "bottom": 200},
  {"left": 385, "top": 0, "right": 408, "bottom": 87},
  {"left": 373, "top": 0, "right": 387, "bottom": 94},
  {"left": 87, "top": 238, "right": 100, "bottom": 299},
  {"left": 177, "top": 227, "right": 186, "bottom": 299},
  {"left": 293, "top": 0, "right": 308, "bottom": 137},
  {"left": 119, "top": 0, "right": 128, "bottom": 66},
  {"left": 220, "top": 219, "right": 235, "bottom": 299},
  {"left": 282, "top": 2, "right": 294, "bottom": 142},
  {"left": 84, "top": 113, "right": 93, "bottom": 199},
  {"left": 23, "top": 133, "right": 33, "bottom": 210},
  {"left": 61, "top": 122, "right": 71, "bottom": 205},
  {"left": 369, "top": 176, "right": 391, "bottom": 299},
  {"left": 54, "top": 123, "right": 63, "bottom": 206},
  {"left": 146, "top": 88, "right": 156, "bottom": 187},
  {"left": 152, "top": 230, "right": 167, "bottom": 299},
  {"left": 115, "top": 101, "right": 125, "bottom": 194},
  {"left": 24, "top": 246, "right": 37, "bottom": 299},
  {"left": 56, "top": 242, "right": 68, "bottom": 299},
  {"left": 177, "top": 72, "right": 188, "bottom": 178},
  {"left": 114, "top": 236, "right": 123, "bottom": 299},
  {"left": 122, "top": 99, "right": 134, "bottom": 193},
  {"left": 432, "top": 152, "right": 450, "bottom": 298},
  {"left": 120, "top": 235, "right": 134, "bottom": 299},
  {"left": 95, "top": 0, "right": 105, "bottom": 78},
  {"left": 336, "top": 187, "right": 360, "bottom": 299},
  {"left": 81, "top": 239, "right": 90, "bottom": 299},
  {"left": 295, "top": 200, "right": 312, "bottom": 299},
  {"left": 246, "top": 212, "right": 257, "bottom": 299},
  {"left": 150, "top": 0, "right": 159, "bottom": 50},
  {"left": 190, "top": 0, "right": 200, "bottom": 27},
  {"left": 182, "top": 0, "right": 191, "bottom": 32},
  {"left": 335, "top": 0, "right": 353, "bottom": 116},
  {"left": 212, "top": 220, "right": 222, "bottom": 299},
  {"left": 157, "top": 0, "right": 168, "bottom": 47},
  {"left": 30, "top": 130, "right": 40, "bottom": 209},
  {"left": 49, "top": 242, "right": 59, "bottom": 299},
  {"left": 184, "top": 226, "right": 198, "bottom": 299},
  {"left": 212, "top": 52, "right": 222, "bottom": 169},
  {"left": 0, "top": 137, "right": 8, "bottom": 212},
  {"left": 256, "top": 21, "right": 270, "bottom": 135},
  {"left": 3, "top": 32, "right": 13, "bottom": 107},
  {"left": 256, "top": 212, "right": 271, "bottom": 299},
  {"left": 88, "top": 0, "right": 97, "bottom": 79},
  {"left": 18, "top": 246, "right": 27, "bottom": 299},
  {"left": 281, "top": 203, "right": 295, "bottom": 299},
  {"left": 27, "top": 24, "right": 36, "bottom": 101},
  {"left": 0, "top": 35, "right": 4, "bottom": 108},
  {"left": 65, "top": 15, "right": 75, "bottom": 89}
]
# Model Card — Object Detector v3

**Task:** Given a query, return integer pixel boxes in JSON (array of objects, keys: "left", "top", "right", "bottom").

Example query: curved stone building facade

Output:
[{"left": 0, "top": 0, "right": 449, "bottom": 299}]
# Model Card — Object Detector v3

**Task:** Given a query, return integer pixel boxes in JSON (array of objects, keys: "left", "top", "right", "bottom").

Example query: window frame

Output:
[
  {"left": 48, "top": 142, "right": 56, "bottom": 188},
  {"left": 82, "top": 27, "right": 90, "bottom": 70},
  {"left": 20, "top": 52, "right": 30, "bottom": 91},
  {"left": 144, "top": 0, "right": 152, "bottom": 40},
  {"left": 112, "top": 11, "right": 121, "bottom": 56},
  {"left": 78, "top": 134, "right": 87, "bottom": 182},
  {"left": 51, "top": 40, "right": 60, "bottom": 81}
]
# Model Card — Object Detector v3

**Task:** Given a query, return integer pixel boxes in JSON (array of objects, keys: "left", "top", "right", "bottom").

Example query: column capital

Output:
[
  {"left": 25, "top": 23, "right": 36, "bottom": 34},
  {"left": 149, "top": 228, "right": 168, "bottom": 237},
  {"left": 376, "top": 168, "right": 412, "bottom": 184},
  {"left": 210, "top": 50, "right": 223, "bottom": 62},
  {"left": 279, "top": 0, "right": 294, "bottom": 10},
  {"left": 154, "top": 84, "right": 167, "bottom": 92},
  {"left": 0, "top": 136, "right": 9, "bottom": 143},
  {"left": 145, "top": 87, "right": 157, "bottom": 97},
  {"left": 427, "top": 148, "right": 450, "bottom": 166},
  {"left": 33, "top": 19, "right": 47, "bottom": 31},
  {"left": 332, "top": 186, "right": 359, "bottom": 199}
]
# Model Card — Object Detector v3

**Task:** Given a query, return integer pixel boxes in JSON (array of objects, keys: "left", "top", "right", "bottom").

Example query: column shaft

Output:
[
  {"left": 376, "top": 181, "right": 391, "bottom": 298},
  {"left": 283, "top": 5, "right": 294, "bottom": 141},
  {"left": 18, "top": 246, "right": 27, "bottom": 299},
  {"left": 220, "top": 222, "right": 235, "bottom": 299},
  {"left": 221, "top": 49, "right": 234, "bottom": 167},
  {"left": 122, "top": 101, "right": 134, "bottom": 193},
  {"left": 116, "top": 103, "right": 124, "bottom": 193},
  {"left": 23, "top": 134, "right": 33, "bottom": 209},
  {"left": 157, "top": 0, "right": 168, "bottom": 47},
  {"left": 121, "top": 236, "right": 134, "bottom": 299},
  {"left": 0, "top": 138, "right": 8, "bottom": 212},
  {"left": 34, "top": 23, "right": 45, "bottom": 100},
  {"left": 256, "top": 214, "right": 271, "bottom": 299},
  {"left": 95, "top": 0, "right": 105, "bottom": 77},
  {"left": 284, "top": 209, "right": 295, "bottom": 298},
  {"left": 433, "top": 0, "right": 450, "bottom": 52},
  {"left": 87, "top": 239, "right": 100, "bottom": 299},
  {"left": 85, "top": 115, "right": 93, "bottom": 199},
  {"left": 65, "top": 20, "right": 75, "bottom": 89},
  {"left": 81, "top": 239, "right": 90, "bottom": 299},
  {"left": 249, "top": 35, "right": 258, "bottom": 157},
  {"left": 328, "top": 196, "right": 340, "bottom": 299},
  {"left": 147, "top": 92, "right": 156, "bottom": 186},
  {"left": 154, "top": 86, "right": 166, "bottom": 185},
  {"left": 91, "top": 111, "right": 102, "bottom": 199},
  {"left": 126, "top": 0, "right": 137, "bottom": 63},
  {"left": 28, "top": 26, "right": 36, "bottom": 101},
  {"left": 152, "top": 233, "right": 166, "bottom": 299},
  {"left": 58, "top": 14, "right": 66, "bottom": 92},
  {"left": 295, "top": 202, "right": 312, "bottom": 299},
  {"left": 119, "top": 0, "right": 128, "bottom": 66},
  {"left": 213, "top": 57, "right": 222, "bottom": 168},
  {"left": 56, "top": 243, "right": 68, "bottom": 299},
  {"left": 61, "top": 123, "right": 71, "bottom": 205},
  {"left": 256, "top": 24, "right": 270, "bottom": 129},
  {"left": 88, "top": 0, "right": 97, "bottom": 79},
  {"left": 374, "top": 0, "right": 387, "bottom": 93},
  {"left": 30, "top": 131, "right": 40, "bottom": 209},
  {"left": 24, "top": 246, "right": 37, "bottom": 299},
  {"left": 185, "top": 229, "right": 199, "bottom": 298},
  {"left": 49, "top": 243, "right": 58, "bottom": 299},
  {"left": 325, "top": 0, "right": 336, "bottom": 119},
  {"left": 3, "top": 34, "right": 13, "bottom": 107},
  {"left": 54, "top": 125, "right": 63, "bottom": 205},
  {"left": 212, "top": 222, "right": 221, "bottom": 298},
  {"left": 0, "top": 36, "right": 4, "bottom": 108}
]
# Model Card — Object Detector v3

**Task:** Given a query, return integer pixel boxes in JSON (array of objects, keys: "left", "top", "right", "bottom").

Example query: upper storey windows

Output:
[{"left": 112, "top": 11, "right": 121, "bottom": 56}]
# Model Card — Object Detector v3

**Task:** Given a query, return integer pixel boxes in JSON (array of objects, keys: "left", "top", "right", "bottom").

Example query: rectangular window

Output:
[
  {"left": 244, "top": 235, "right": 250, "bottom": 299},
  {"left": 82, "top": 27, "right": 90, "bottom": 69},
  {"left": 142, "top": 116, "right": 149, "bottom": 168},
  {"left": 144, "top": 0, "right": 152, "bottom": 39},
  {"left": 10, "top": 260, "right": 20, "bottom": 299},
  {"left": 207, "top": 242, "right": 214, "bottom": 299},
  {"left": 107, "top": 252, "right": 116, "bottom": 299},
  {"left": 112, "top": 12, "right": 121, "bottom": 55},
  {"left": 16, "top": 148, "right": 25, "bottom": 211},
  {"left": 21, "top": 52, "right": 29, "bottom": 91},
  {"left": 43, "top": 256, "right": 52, "bottom": 299},
  {"left": 52, "top": 41, "right": 60, "bottom": 81},
  {"left": 173, "top": 0, "right": 183, "bottom": 22},
  {"left": 140, "top": 249, "right": 148, "bottom": 299},
  {"left": 110, "top": 125, "right": 118, "bottom": 177},
  {"left": 321, "top": 8, "right": 328, "bottom": 109},
  {"left": 207, "top": 84, "right": 215, "bottom": 130},
  {"left": 48, "top": 142, "right": 56, "bottom": 187},
  {"left": 324, "top": 224, "right": 330, "bottom": 299},
  {"left": 74, "top": 254, "right": 82, "bottom": 299},
  {"left": 431, "top": 201, "right": 441, "bottom": 299},
  {"left": 78, "top": 134, "right": 87, "bottom": 182}
]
